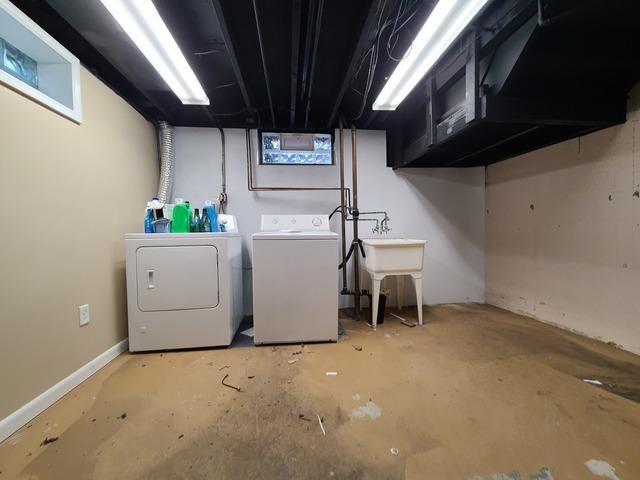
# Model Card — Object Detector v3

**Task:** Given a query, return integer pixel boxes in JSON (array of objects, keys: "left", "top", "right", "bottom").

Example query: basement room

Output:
[{"left": 0, "top": 0, "right": 639, "bottom": 478}]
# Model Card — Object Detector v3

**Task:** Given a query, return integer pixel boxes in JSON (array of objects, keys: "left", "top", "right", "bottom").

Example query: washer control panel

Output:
[{"left": 260, "top": 214, "right": 330, "bottom": 232}]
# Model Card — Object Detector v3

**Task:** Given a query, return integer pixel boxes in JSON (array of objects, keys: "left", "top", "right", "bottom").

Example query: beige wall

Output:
[
  {"left": 0, "top": 68, "right": 158, "bottom": 418},
  {"left": 486, "top": 85, "right": 640, "bottom": 354}
]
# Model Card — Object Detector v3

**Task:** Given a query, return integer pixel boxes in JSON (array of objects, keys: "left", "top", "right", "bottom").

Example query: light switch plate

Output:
[{"left": 79, "top": 304, "right": 90, "bottom": 326}]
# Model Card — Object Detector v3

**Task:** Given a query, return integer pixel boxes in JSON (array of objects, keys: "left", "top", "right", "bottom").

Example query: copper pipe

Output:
[
  {"left": 351, "top": 125, "right": 361, "bottom": 320},
  {"left": 338, "top": 120, "right": 347, "bottom": 292}
]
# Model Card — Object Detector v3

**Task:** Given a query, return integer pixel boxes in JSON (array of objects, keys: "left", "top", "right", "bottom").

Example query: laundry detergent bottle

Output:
[
  {"left": 171, "top": 199, "right": 191, "bottom": 233},
  {"left": 204, "top": 200, "right": 219, "bottom": 232}
]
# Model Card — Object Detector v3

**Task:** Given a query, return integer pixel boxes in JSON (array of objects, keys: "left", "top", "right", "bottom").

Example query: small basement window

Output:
[
  {"left": 0, "top": 0, "right": 82, "bottom": 123},
  {"left": 260, "top": 132, "right": 333, "bottom": 165}
]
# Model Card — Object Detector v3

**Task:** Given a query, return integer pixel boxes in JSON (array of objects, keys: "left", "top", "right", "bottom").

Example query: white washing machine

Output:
[
  {"left": 252, "top": 214, "right": 338, "bottom": 345},
  {"left": 125, "top": 215, "right": 243, "bottom": 352}
]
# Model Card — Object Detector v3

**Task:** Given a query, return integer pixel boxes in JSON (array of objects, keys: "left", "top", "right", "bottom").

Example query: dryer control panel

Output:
[{"left": 260, "top": 214, "right": 330, "bottom": 232}]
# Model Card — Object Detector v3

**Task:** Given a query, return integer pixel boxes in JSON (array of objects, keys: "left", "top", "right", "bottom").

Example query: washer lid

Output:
[{"left": 252, "top": 230, "right": 338, "bottom": 240}]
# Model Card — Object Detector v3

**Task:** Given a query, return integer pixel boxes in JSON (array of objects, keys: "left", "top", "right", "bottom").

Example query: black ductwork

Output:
[{"left": 387, "top": 0, "right": 640, "bottom": 168}]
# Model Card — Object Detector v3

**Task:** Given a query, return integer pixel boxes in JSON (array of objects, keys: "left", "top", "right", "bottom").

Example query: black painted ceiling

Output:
[
  {"left": 9, "top": 0, "right": 640, "bottom": 167},
  {"left": 12, "top": 0, "right": 431, "bottom": 129}
]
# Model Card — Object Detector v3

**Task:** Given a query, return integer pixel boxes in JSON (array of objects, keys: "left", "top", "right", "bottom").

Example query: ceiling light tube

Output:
[
  {"left": 373, "top": 0, "right": 489, "bottom": 111},
  {"left": 100, "top": 0, "right": 209, "bottom": 105}
]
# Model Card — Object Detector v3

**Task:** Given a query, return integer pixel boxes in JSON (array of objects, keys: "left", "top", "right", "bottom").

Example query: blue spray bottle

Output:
[{"left": 144, "top": 198, "right": 159, "bottom": 233}]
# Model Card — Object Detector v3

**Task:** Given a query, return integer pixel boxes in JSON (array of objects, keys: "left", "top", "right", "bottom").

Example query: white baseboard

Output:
[{"left": 0, "top": 338, "right": 128, "bottom": 443}]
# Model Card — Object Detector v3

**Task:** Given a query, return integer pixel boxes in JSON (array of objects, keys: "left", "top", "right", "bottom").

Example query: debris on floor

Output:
[
  {"left": 40, "top": 436, "right": 58, "bottom": 446},
  {"left": 218, "top": 365, "right": 230, "bottom": 371},
  {"left": 469, "top": 467, "right": 555, "bottom": 480},
  {"left": 352, "top": 393, "right": 361, "bottom": 401},
  {"left": 351, "top": 401, "right": 382, "bottom": 420},
  {"left": 529, "top": 467, "right": 555, "bottom": 480},
  {"left": 389, "top": 312, "right": 417, "bottom": 327},
  {"left": 352, "top": 345, "right": 363, "bottom": 351},
  {"left": 584, "top": 459, "right": 620, "bottom": 480},
  {"left": 317, "top": 415, "right": 326, "bottom": 436},
  {"left": 221, "top": 374, "right": 241, "bottom": 392},
  {"left": 118, "top": 412, "right": 127, "bottom": 420},
  {"left": 390, "top": 447, "right": 399, "bottom": 456},
  {"left": 287, "top": 358, "right": 299, "bottom": 365},
  {"left": 298, "top": 414, "right": 312, "bottom": 422},
  {"left": 583, "top": 379, "right": 604, "bottom": 385},
  {"left": 240, "top": 327, "right": 254, "bottom": 337},
  {"left": 325, "top": 371, "right": 338, "bottom": 376}
]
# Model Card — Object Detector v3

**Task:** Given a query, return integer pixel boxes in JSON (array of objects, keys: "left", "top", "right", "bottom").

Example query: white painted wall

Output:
[
  {"left": 173, "top": 128, "right": 485, "bottom": 314},
  {"left": 486, "top": 85, "right": 640, "bottom": 354}
]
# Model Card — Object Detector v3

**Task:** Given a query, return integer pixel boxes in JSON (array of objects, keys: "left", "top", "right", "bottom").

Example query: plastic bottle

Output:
[
  {"left": 152, "top": 218, "right": 171, "bottom": 233},
  {"left": 144, "top": 207, "right": 154, "bottom": 233},
  {"left": 204, "top": 200, "right": 219, "bottom": 232},
  {"left": 171, "top": 200, "right": 191, "bottom": 233},
  {"left": 202, "top": 209, "right": 211, "bottom": 232},
  {"left": 191, "top": 208, "right": 202, "bottom": 232},
  {"left": 144, "top": 197, "right": 163, "bottom": 233}
]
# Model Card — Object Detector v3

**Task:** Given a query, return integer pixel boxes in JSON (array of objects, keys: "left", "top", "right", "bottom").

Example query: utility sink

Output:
[
  {"left": 361, "top": 238, "right": 427, "bottom": 328},
  {"left": 362, "top": 238, "right": 426, "bottom": 273}
]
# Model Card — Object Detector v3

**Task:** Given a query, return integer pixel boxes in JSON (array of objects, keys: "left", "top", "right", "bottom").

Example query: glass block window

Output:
[
  {"left": 0, "top": 37, "right": 38, "bottom": 88},
  {"left": 261, "top": 132, "right": 333, "bottom": 165}
]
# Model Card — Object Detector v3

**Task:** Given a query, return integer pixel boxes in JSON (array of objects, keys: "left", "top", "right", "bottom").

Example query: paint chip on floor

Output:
[
  {"left": 583, "top": 379, "right": 604, "bottom": 386},
  {"left": 351, "top": 401, "right": 382, "bottom": 420},
  {"left": 240, "top": 327, "right": 254, "bottom": 337},
  {"left": 585, "top": 459, "right": 621, "bottom": 480}
]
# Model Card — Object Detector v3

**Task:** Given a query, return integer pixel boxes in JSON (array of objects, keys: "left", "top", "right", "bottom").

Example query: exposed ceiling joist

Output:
[{"left": 325, "top": 0, "right": 383, "bottom": 128}]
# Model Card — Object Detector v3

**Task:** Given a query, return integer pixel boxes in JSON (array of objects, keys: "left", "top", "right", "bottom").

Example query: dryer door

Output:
[{"left": 136, "top": 245, "right": 219, "bottom": 312}]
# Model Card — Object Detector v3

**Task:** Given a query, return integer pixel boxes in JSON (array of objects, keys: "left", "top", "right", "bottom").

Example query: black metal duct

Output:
[{"left": 386, "top": 0, "right": 640, "bottom": 168}]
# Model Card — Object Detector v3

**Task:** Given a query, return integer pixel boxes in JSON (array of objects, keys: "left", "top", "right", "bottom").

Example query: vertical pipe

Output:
[
  {"left": 351, "top": 126, "right": 360, "bottom": 319},
  {"left": 338, "top": 120, "right": 347, "bottom": 292},
  {"left": 218, "top": 127, "right": 226, "bottom": 213}
]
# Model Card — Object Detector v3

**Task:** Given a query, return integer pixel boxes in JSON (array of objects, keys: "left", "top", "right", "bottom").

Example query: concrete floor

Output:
[{"left": 1, "top": 303, "right": 639, "bottom": 480}]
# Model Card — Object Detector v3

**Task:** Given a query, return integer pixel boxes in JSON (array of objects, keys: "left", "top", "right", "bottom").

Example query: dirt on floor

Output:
[{"left": 1, "top": 303, "right": 639, "bottom": 480}]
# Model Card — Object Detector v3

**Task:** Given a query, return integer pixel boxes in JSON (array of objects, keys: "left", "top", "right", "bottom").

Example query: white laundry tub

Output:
[
  {"left": 361, "top": 238, "right": 427, "bottom": 328},
  {"left": 362, "top": 238, "right": 426, "bottom": 273}
]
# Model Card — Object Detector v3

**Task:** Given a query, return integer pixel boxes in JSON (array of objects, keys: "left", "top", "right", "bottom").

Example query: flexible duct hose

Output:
[{"left": 156, "top": 121, "right": 175, "bottom": 204}]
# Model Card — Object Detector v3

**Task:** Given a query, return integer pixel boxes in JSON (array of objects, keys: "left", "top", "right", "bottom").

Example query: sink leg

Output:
[
  {"left": 396, "top": 275, "right": 404, "bottom": 310},
  {"left": 371, "top": 274, "right": 383, "bottom": 329},
  {"left": 411, "top": 273, "right": 423, "bottom": 325}
]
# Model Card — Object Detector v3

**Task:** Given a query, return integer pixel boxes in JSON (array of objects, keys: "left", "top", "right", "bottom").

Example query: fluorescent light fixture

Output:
[
  {"left": 373, "top": 0, "right": 489, "bottom": 111},
  {"left": 100, "top": 0, "right": 209, "bottom": 105}
]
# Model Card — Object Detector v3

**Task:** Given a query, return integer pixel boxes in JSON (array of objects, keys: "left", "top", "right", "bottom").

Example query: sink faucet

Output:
[
  {"left": 372, "top": 214, "right": 391, "bottom": 235},
  {"left": 380, "top": 214, "right": 391, "bottom": 234}
]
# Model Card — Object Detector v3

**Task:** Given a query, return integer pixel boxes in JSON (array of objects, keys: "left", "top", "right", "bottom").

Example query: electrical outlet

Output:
[{"left": 79, "top": 304, "right": 90, "bottom": 326}]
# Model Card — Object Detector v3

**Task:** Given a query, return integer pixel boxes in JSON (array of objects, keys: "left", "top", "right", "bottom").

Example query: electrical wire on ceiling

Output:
[
  {"left": 345, "top": 0, "right": 531, "bottom": 124},
  {"left": 348, "top": 0, "right": 423, "bottom": 121}
]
